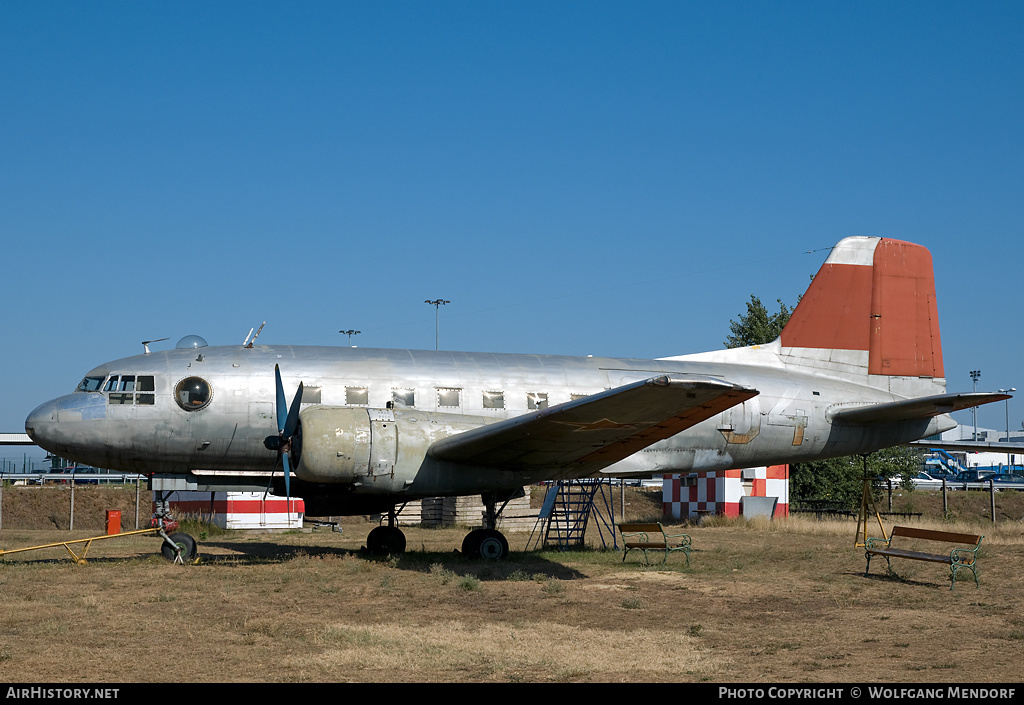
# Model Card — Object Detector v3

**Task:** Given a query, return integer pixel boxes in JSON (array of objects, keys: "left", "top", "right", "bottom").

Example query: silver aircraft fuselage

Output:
[
  {"left": 25, "top": 342, "right": 953, "bottom": 508},
  {"left": 27, "top": 237, "right": 1008, "bottom": 526}
]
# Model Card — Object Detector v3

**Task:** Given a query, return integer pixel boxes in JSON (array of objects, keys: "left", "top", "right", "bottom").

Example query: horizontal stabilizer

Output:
[
  {"left": 829, "top": 392, "right": 1010, "bottom": 425},
  {"left": 907, "top": 439, "right": 1024, "bottom": 453},
  {"left": 429, "top": 375, "right": 758, "bottom": 473}
]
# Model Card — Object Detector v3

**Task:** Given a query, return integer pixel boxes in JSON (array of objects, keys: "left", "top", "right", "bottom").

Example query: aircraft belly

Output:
[{"left": 395, "top": 456, "right": 549, "bottom": 497}]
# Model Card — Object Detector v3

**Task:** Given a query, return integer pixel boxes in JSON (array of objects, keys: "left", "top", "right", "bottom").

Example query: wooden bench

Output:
[
  {"left": 617, "top": 522, "right": 691, "bottom": 565},
  {"left": 864, "top": 526, "right": 983, "bottom": 590}
]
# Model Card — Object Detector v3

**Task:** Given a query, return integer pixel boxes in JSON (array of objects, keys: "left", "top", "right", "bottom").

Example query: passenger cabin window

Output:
[
  {"left": 105, "top": 375, "right": 156, "bottom": 405},
  {"left": 392, "top": 389, "right": 415, "bottom": 408},
  {"left": 301, "top": 387, "right": 322, "bottom": 404},
  {"left": 437, "top": 388, "right": 461, "bottom": 408},
  {"left": 527, "top": 392, "right": 549, "bottom": 410},
  {"left": 174, "top": 377, "right": 212, "bottom": 411},
  {"left": 346, "top": 387, "right": 368, "bottom": 405},
  {"left": 482, "top": 390, "right": 504, "bottom": 409}
]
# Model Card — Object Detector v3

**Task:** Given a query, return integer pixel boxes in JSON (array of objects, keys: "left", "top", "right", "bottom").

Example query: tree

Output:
[
  {"left": 724, "top": 296, "right": 793, "bottom": 348},
  {"left": 789, "top": 447, "right": 923, "bottom": 510}
]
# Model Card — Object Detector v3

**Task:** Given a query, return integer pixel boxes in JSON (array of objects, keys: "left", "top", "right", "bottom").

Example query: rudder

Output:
[{"left": 779, "top": 236, "right": 944, "bottom": 391}]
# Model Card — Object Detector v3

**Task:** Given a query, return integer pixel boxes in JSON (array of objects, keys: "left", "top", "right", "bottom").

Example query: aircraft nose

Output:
[
  {"left": 25, "top": 398, "right": 59, "bottom": 446},
  {"left": 26, "top": 393, "right": 109, "bottom": 466}
]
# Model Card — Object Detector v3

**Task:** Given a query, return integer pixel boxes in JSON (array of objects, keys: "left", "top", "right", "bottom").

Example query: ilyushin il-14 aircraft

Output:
[{"left": 25, "top": 237, "right": 1009, "bottom": 560}]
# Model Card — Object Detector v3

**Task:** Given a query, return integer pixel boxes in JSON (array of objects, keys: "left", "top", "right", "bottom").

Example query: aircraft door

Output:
[
  {"left": 368, "top": 408, "right": 398, "bottom": 478},
  {"left": 248, "top": 402, "right": 276, "bottom": 462}
]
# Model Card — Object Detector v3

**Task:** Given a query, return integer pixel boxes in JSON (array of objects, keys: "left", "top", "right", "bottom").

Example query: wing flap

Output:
[
  {"left": 428, "top": 375, "right": 758, "bottom": 472},
  {"left": 829, "top": 392, "right": 1010, "bottom": 425}
]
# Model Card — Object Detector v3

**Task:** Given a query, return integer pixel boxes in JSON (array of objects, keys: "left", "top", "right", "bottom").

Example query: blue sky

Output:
[{"left": 3, "top": 2, "right": 1023, "bottom": 455}]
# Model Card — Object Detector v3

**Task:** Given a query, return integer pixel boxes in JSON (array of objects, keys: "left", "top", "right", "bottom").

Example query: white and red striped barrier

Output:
[{"left": 156, "top": 491, "right": 304, "bottom": 529}]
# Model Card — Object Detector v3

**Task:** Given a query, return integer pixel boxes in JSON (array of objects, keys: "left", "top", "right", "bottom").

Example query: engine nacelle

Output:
[{"left": 295, "top": 405, "right": 490, "bottom": 485}]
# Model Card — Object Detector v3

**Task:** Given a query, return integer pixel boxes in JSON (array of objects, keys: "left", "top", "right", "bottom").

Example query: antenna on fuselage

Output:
[
  {"left": 142, "top": 338, "right": 169, "bottom": 354},
  {"left": 244, "top": 322, "right": 265, "bottom": 348}
]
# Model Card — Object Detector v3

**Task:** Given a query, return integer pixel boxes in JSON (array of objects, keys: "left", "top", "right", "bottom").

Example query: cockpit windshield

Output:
[
  {"left": 77, "top": 376, "right": 105, "bottom": 392},
  {"left": 76, "top": 374, "right": 156, "bottom": 405}
]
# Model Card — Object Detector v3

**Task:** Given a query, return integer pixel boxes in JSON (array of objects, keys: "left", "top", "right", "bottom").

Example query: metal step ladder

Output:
[{"left": 528, "top": 480, "right": 620, "bottom": 551}]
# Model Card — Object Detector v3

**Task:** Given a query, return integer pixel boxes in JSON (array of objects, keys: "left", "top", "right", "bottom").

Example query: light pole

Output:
[
  {"left": 999, "top": 387, "right": 1016, "bottom": 471},
  {"left": 424, "top": 299, "right": 449, "bottom": 351},
  {"left": 970, "top": 370, "right": 982, "bottom": 440},
  {"left": 339, "top": 329, "right": 360, "bottom": 346}
]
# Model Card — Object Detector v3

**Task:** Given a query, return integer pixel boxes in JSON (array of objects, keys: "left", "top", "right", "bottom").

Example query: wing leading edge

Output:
[{"left": 428, "top": 375, "right": 758, "bottom": 473}]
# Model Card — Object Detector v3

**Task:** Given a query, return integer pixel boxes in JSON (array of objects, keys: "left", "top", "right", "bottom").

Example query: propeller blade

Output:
[
  {"left": 273, "top": 364, "right": 300, "bottom": 518},
  {"left": 281, "top": 446, "right": 292, "bottom": 511},
  {"left": 284, "top": 382, "right": 303, "bottom": 439},
  {"left": 274, "top": 365, "right": 287, "bottom": 434}
]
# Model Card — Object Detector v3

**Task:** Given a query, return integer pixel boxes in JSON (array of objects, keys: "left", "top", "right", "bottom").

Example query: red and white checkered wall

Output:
[{"left": 663, "top": 465, "right": 789, "bottom": 520}]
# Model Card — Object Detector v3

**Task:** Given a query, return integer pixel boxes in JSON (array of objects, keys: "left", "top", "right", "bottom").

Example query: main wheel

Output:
[
  {"left": 160, "top": 532, "right": 197, "bottom": 563},
  {"left": 462, "top": 529, "right": 509, "bottom": 560},
  {"left": 461, "top": 529, "right": 483, "bottom": 558},
  {"left": 476, "top": 529, "right": 509, "bottom": 560},
  {"left": 366, "top": 526, "right": 406, "bottom": 555}
]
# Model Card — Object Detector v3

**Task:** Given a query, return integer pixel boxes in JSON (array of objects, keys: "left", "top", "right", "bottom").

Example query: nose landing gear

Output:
[
  {"left": 153, "top": 497, "right": 199, "bottom": 564},
  {"left": 160, "top": 531, "right": 199, "bottom": 564}
]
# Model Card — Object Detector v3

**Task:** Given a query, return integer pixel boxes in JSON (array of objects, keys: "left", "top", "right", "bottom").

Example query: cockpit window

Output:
[
  {"left": 105, "top": 375, "right": 156, "bottom": 405},
  {"left": 77, "top": 376, "right": 105, "bottom": 392},
  {"left": 105, "top": 375, "right": 136, "bottom": 392},
  {"left": 175, "top": 377, "right": 212, "bottom": 411}
]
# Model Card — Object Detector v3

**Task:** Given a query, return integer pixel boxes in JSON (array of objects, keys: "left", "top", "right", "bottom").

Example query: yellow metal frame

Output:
[
  {"left": 0, "top": 528, "right": 165, "bottom": 565},
  {"left": 855, "top": 474, "right": 888, "bottom": 548}
]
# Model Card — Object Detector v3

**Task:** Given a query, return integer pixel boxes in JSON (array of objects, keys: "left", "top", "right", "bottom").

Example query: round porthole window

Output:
[{"left": 175, "top": 377, "right": 213, "bottom": 411}]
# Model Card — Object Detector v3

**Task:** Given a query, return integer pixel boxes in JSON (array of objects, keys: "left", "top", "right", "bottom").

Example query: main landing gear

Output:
[
  {"left": 461, "top": 492, "right": 511, "bottom": 560},
  {"left": 364, "top": 493, "right": 514, "bottom": 560},
  {"left": 461, "top": 528, "right": 509, "bottom": 560},
  {"left": 366, "top": 506, "right": 408, "bottom": 555}
]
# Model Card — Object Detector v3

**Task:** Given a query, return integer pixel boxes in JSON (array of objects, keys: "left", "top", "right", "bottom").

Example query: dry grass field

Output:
[{"left": 1, "top": 485, "right": 1023, "bottom": 683}]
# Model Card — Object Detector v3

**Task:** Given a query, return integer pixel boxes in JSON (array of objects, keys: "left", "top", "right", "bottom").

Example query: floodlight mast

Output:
[
  {"left": 424, "top": 299, "right": 450, "bottom": 351},
  {"left": 971, "top": 370, "right": 982, "bottom": 440},
  {"left": 339, "top": 329, "right": 361, "bottom": 347},
  {"left": 998, "top": 387, "right": 1016, "bottom": 471}
]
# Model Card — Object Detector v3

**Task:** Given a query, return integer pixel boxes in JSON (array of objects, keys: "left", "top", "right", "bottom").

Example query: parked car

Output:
[
  {"left": 923, "top": 468, "right": 958, "bottom": 482},
  {"left": 952, "top": 469, "right": 996, "bottom": 483},
  {"left": 46, "top": 466, "right": 102, "bottom": 484},
  {"left": 910, "top": 471, "right": 945, "bottom": 489},
  {"left": 988, "top": 474, "right": 1024, "bottom": 490},
  {"left": 72, "top": 467, "right": 102, "bottom": 484}
]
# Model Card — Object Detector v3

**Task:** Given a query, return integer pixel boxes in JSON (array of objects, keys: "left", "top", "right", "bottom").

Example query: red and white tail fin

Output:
[
  {"left": 665, "top": 236, "right": 946, "bottom": 397},
  {"left": 778, "top": 236, "right": 945, "bottom": 396}
]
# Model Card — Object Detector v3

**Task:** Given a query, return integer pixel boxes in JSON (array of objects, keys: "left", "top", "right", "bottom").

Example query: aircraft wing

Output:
[
  {"left": 829, "top": 392, "right": 1010, "bottom": 425},
  {"left": 428, "top": 375, "right": 758, "bottom": 473}
]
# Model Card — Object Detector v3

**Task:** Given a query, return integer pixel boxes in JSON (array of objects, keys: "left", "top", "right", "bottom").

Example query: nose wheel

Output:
[{"left": 159, "top": 531, "right": 198, "bottom": 564}]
